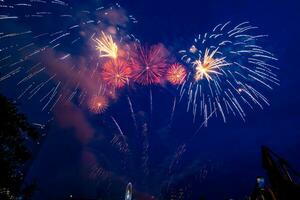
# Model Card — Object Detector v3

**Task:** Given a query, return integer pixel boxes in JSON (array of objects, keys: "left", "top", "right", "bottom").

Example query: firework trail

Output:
[
  {"left": 194, "top": 107, "right": 218, "bottom": 135},
  {"left": 141, "top": 123, "right": 150, "bottom": 177},
  {"left": 111, "top": 116, "right": 129, "bottom": 154},
  {"left": 178, "top": 21, "right": 279, "bottom": 123},
  {"left": 111, "top": 116, "right": 126, "bottom": 138},
  {"left": 168, "top": 144, "right": 187, "bottom": 175},
  {"left": 149, "top": 88, "right": 153, "bottom": 119},
  {"left": 127, "top": 96, "right": 138, "bottom": 131},
  {"left": 166, "top": 144, "right": 187, "bottom": 191},
  {"left": 168, "top": 97, "right": 177, "bottom": 128}
]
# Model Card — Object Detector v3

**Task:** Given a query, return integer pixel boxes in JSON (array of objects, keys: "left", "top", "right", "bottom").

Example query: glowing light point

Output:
[
  {"left": 125, "top": 182, "right": 132, "bottom": 200},
  {"left": 189, "top": 45, "right": 197, "bottom": 53}
]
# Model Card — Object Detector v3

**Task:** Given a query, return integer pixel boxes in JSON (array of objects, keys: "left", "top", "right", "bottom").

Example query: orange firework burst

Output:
[
  {"left": 101, "top": 59, "right": 132, "bottom": 88},
  {"left": 130, "top": 44, "right": 168, "bottom": 85},
  {"left": 166, "top": 63, "right": 187, "bottom": 85},
  {"left": 88, "top": 95, "right": 109, "bottom": 114}
]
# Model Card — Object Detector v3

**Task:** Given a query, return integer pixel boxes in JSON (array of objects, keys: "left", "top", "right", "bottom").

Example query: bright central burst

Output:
[
  {"left": 88, "top": 95, "right": 109, "bottom": 114},
  {"left": 102, "top": 59, "right": 132, "bottom": 88},
  {"left": 193, "top": 48, "right": 229, "bottom": 81},
  {"left": 166, "top": 63, "right": 187, "bottom": 85},
  {"left": 94, "top": 31, "right": 118, "bottom": 59}
]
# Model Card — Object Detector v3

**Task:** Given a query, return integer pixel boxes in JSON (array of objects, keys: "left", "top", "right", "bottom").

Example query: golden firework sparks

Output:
[
  {"left": 194, "top": 48, "right": 229, "bottom": 81},
  {"left": 94, "top": 31, "right": 118, "bottom": 59}
]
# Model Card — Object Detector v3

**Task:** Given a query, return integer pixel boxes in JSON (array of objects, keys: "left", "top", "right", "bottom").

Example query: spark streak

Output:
[{"left": 94, "top": 31, "right": 118, "bottom": 59}]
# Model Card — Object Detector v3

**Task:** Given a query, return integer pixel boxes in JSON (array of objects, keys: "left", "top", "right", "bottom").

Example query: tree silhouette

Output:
[{"left": 0, "top": 94, "right": 40, "bottom": 200}]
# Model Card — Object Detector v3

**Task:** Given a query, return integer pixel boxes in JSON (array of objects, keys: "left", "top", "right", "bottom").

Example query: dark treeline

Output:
[{"left": 0, "top": 94, "right": 40, "bottom": 200}]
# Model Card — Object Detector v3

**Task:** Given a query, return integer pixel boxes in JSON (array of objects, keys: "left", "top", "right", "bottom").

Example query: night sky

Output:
[{"left": 1, "top": 0, "right": 300, "bottom": 199}]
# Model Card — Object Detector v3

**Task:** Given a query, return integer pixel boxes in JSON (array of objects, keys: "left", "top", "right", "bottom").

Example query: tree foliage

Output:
[{"left": 0, "top": 94, "right": 40, "bottom": 200}]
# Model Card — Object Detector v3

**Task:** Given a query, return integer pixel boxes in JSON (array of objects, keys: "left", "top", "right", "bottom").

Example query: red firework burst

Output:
[
  {"left": 101, "top": 59, "right": 132, "bottom": 88},
  {"left": 88, "top": 95, "right": 109, "bottom": 114},
  {"left": 130, "top": 44, "right": 168, "bottom": 85},
  {"left": 166, "top": 63, "right": 187, "bottom": 85}
]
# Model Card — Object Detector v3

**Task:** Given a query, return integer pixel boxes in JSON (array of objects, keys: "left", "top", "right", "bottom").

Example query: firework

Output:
[
  {"left": 101, "top": 59, "right": 132, "bottom": 88},
  {"left": 88, "top": 95, "right": 109, "bottom": 114},
  {"left": 166, "top": 63, "right": 187, "bottom": 85},
  {"left": 94, "top": 31, "right": 118, "bottom": 59},
  {"left": 130, "top": 44, "right": 169, "bottom": 85},
  {"left": 0, "top": 2, "right": 281, "bottom": 194},
  {"left": 179, "top": 22, "right": 279, "bottom": 123},
  {"left": 193, "top": 48, "right": 229, "bottom": 81},
  {"left": 0, "top": 1, "right": 138, "bottom": 112}
]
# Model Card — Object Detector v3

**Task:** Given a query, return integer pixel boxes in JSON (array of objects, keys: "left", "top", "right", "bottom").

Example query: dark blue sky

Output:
[{"left": 4, "top": 0, "right": 300, "bottom": 199}]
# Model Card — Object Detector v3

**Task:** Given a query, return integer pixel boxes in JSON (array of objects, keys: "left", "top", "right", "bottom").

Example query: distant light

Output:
[{"left": 125, "top": 182, "right": 132, "bottom": 200}]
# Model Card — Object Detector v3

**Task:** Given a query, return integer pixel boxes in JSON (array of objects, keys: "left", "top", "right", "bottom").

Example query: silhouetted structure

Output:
[{"left": 251, "top": 146, "right": 300, "bottom": 200}]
